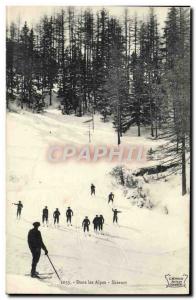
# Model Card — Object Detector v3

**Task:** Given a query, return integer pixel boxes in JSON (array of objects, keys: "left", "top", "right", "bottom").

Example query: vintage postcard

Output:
[{"left": 6, "top": 6, "right": 191, "bottom": 295}]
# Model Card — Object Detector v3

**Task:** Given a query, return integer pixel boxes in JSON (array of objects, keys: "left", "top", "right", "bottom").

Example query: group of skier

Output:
[
  {"left": 42, "top": 206, "right": 73, "bottom": 226},
  {"left": 82, "top": 213, "right": 105, "bottom": 233},
  {"left": 92, "top": 214, "right": 104, "bottom": 232},
  {"left": 13, "top": 183, "right": 123, "bottom": 279},
  {"left": 13, "top": 183, "right": 122, "bottom": 228},
  {"left": 13, "top": 184, "right": 122, "bottom": 228},
  {"left": 91, "top": 184, "right": 121, "bottom": 223},
  {"left": 91, "top": 184, "right": 114, "bottom": 203}
]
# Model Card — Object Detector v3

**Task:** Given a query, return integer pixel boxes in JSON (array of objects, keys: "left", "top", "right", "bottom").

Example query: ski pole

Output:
[{"left": 46, "top": 254, "right": 61, "bottom": 283}]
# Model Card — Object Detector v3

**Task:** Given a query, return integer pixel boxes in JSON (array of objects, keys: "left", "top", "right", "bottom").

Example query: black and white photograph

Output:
[{"left": 5, "top": 4, "right": 191, "bottom": 295}]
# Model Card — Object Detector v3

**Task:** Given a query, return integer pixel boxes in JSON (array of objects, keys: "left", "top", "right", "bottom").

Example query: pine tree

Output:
[
  {"left": 159, "top": 7, "right": 190, "bottom": 195},
  {"left": 103, "top": 19, "right": 127, "bottom": 144},
  {"left": 6, "top": 22, "right": 17, "bottom": 108},
  {"left": 93, "top": 9, "right": 110, "bottom": 119},
  {"left": 39, "top": 16, "right": 58, "bottom": 105},
  {"left": 128, "top": 19, "right": 146, "bottom": 136}
]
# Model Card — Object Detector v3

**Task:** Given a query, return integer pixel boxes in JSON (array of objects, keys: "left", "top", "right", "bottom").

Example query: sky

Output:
[{"left": 6, "top": 6, "right": 169, "bottom": 29}]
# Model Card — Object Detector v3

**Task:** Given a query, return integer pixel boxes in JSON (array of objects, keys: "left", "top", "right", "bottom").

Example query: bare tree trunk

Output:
[
  {"left": 138, "top": 124, "right": 141, "bottom": 137},
  {"left": 49, "top": 86, "right": 52, "bottom": 106}
]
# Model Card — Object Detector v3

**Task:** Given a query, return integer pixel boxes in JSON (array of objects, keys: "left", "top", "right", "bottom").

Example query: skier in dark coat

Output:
[
  {"left": 13, "top": 201, "right": 23, "bottom": 219},
  {"left": 28, "top": 222, "right": 48, "bottom": 277},
  {"left": 91, "top": 184, "right": 95, "bottom": 195},
  {"left": 112, "top": 208, "right": 122, "bottom": 223},
  {"left": 53, "top": 208, "right": 60, "bottom": 225},
  {"left": 98, "top": 215, "right": 104, "bottom": 231},
  {"left": 42, "top": 206, "right": 48, "bottom": 225},
  {"left": 108, "top": 192, "right": 114, "bottom": 204},
  {"left": 93, "top": 215, "right": 99, "bottom": 231},
  {"left": 66, "top": 207, "right": 73, "bottom": 225},
  {"left": 82, "top": 216, "right": 90, "bottom": 232}
]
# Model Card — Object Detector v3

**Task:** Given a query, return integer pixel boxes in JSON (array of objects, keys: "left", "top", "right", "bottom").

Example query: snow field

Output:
[{"left": 6, "top": 110, "right": 189, "bottom": 294}]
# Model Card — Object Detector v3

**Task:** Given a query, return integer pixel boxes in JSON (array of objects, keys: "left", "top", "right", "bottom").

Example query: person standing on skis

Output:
[
  {"left": 66, "top": 207, "right": 73, "bottom": 225},
  {"left": 53, "top": 208, "right": 60, "bottom": 225},
  {"left": 98, "top": 215, "right": 104, "bottom": 231},
  {"left": 112, "top": 208, "right": 122, "bottom": 224},
  {"left": 13, "top": 201, "right": 23, "bottom": 219},
  {"left": 42, "top": 206, "right": 48, "bottom": 225},
  {"left": 91, "top": 184, "right": 95, "bottom": 196},
  {"left": 93, "top": 215, "right": 99, "bottom": 231},
  {"left": 82, "top": 216, "right": 90, "bottom": 232},
  {"left": 108, "top": 192, "right": 114, "bottom": 204},
  {"left": 28, "top": 222, "right": 48, "bottom": 277}
]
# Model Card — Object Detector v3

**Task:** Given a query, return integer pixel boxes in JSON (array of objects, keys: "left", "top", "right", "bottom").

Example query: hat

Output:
[{"left": 33, "top": 222, "right": 40, "bottom": 227}]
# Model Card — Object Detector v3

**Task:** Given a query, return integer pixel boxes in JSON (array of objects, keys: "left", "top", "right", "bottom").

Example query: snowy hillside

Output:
[{"left": 6, "top": 109, "right": 189, "bottom": 294}]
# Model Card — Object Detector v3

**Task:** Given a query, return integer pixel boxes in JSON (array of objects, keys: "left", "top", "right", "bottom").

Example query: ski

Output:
[
  {"left": 25, "top": 274, "right": 53, "bottom": 280},
  {"left": 36, "top": 276, "right": 53, "bottom": 280},
  {"left": 25, "top": 272, "right": 54, "bottom": 278}
]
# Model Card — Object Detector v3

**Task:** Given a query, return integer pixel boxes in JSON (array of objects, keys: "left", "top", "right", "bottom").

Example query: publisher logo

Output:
[{"left": 165, "top": 274, "right": 188, "bottom": 288}]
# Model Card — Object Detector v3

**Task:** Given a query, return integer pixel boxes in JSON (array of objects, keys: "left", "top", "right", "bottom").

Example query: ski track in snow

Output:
[{"left": 6, "top": 109, "right": 189, "bottom": 294}]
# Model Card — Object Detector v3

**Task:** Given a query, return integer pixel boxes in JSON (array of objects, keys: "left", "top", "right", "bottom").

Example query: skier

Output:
[
  {"left": 112, "top": 208, "right": 122, "bottom": 224},
  {"left": 66, "top": 207, "right": 73, "bottom": 225},
  {"left": 92, "top": 215, "right": 99, "bottom": 231},
  {"left": 108, "top": 192, "right": 114, "bottom": 204},
  {"left": 82, "top": 216, "right": 90, "bottom": 232},
  {"left": 13, "top": 201, "right": 23, "bottom": 219},
  {"left": 53, "top": 208, "right": 60, "bottom": 225},
  {"left": 42, "top": 206, "right": 48, "bottom": 225},
  {"left": 27, "top": 222, "right": 48, "bottom": 277},
  {"left": 98, "top": 215, "right": 104, "bottom": 231},
  {"left": 91, "top": 184, "right": 95, "bottom": 196}
]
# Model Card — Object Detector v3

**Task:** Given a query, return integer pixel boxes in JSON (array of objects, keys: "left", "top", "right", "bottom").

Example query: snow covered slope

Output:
[{"left": 6, "top": 109, "right": 189, "bottom": 294}]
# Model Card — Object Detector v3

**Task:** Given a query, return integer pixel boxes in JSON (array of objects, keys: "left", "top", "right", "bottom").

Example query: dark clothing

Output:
[
  {"left": 83, "top": 225, "right": 89, "bottom": 232},
  {"left": 42, "top": 208, "right": 48, "bottom": 224},
  {"left": 28, "top": 228, "right": 47, "bottom": 250},
  {"left": 17, "top": 209, "right": 22, "bottom": 218},
  {"left": 42, "top": 215, "right": 48, "bottom": 224},
  {"left": 30, "top": 248, "right": 41, "bottom": 276},
  {"left": 112, "top": 209, "right": 121, "bottom": 223},
  {"left": 43, "top": 208, "right": 48, "bottom": 217},
  {"left": 53, "top": 210, "right": 60, "bottom": 218},
  {"left": 27, "top": 228, "right": 47, "bottom": 276},
  {"left": 66, "top": 208, "right": 73, "bottom": 217},
  {"left": 93, "top": 217, "right": 99, "bottom": 231},
  {"left": 67, "top": 216, "right": 71, "bottom": 223},
  {"left": 113, "top": 215, "right": 118, "bottom": 223},
  {"left": 108, "top": 193, "right": 114, "bottom": 203},
  {"left": 14, "top": 203, "right": 23, "bottom": 210},
  {"left": 98, "top": 216, "right": 104, "bottom": 230},
  {"left": 91, "top": 185, "right": 95, "bottom": 195},
  {"left": 54, "top": 217, "right": 59, "bottom": 224},
  {"left": 82, "top": 218, "right": 90, "bottom": 232},
  {"left": 14, "top": 203, "right": 23, "bottom": 218},
  {"left": 66, "top": 209, "right": 73, "bottom": 224},
  {"left": 53, "top": 210, "right": 60, "bottom": 224}
]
